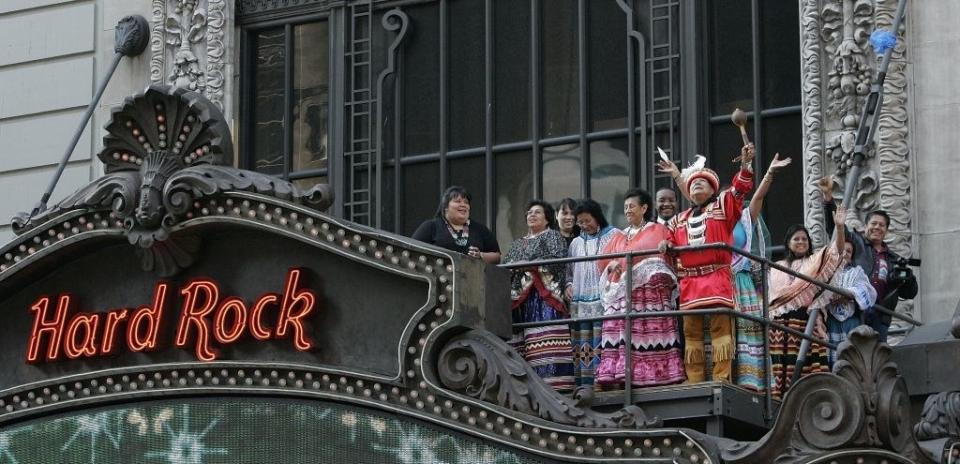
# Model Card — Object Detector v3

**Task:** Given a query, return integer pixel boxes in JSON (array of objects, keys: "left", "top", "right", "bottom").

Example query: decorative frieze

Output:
[{"left": 150, "top": 0, "right": 229, "bottom": 112}]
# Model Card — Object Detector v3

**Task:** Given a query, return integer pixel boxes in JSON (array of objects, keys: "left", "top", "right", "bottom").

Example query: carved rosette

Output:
[
  {"left": 801, "top": 0, "right": 916, "bottom": 320},
  {"left": 12, "top": 86, "right": 331, "bottom": 277},
  {"left": 150, "top": 0, "right": 228, "bottom": 113},
  {"left": 722, "top": 326, "right": 935, "bottom": 463}
]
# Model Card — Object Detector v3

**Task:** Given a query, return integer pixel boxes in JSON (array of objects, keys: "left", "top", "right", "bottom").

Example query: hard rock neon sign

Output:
[{"left": 26, "top": 269, "right": 315, "bottom": 363}]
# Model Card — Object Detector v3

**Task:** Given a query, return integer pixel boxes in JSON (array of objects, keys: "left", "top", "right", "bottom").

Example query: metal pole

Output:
[
  {"left": 791, "top": 308, "right": 822, "bottom": 386},
  {"left": 842, "top": 0, "right": 908, "bottom": 203},
  {"left": 623, "top": 252, "right": 634, "bottom": 408},
  {"left": 26, "top": 16, "right": 149, "bottom": 222},
  {"left": 761, "top": 261, "right": 773, "bottom": 422}
]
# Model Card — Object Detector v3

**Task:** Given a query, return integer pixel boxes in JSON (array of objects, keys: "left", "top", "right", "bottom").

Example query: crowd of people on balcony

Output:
[{"left": 411, "top": 142, "right": 918, "bottom": 400}]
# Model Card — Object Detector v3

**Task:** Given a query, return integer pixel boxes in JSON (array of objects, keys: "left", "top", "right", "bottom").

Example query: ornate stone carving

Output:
[
  {"left": 436, "top": 329, "right": 660, "bottom": 429},
  {"left": 801, "top": 0, "right": 915, "bottom": 321},
  {"left": 821, "top": 0, "right": 874, "bottom": 122},
  {"left": 800, "top": 0, "right": 829, "bottom": 247},
  {"left": 722, "top": 326, "right": 935, "bottom": 463},
  {"left": 915, "top": 392, "right": 960, "bottom": 441},
  {"left": 817, "top": 0, "right": 879, "bottom": 218},
  {"left": 150, "top": 0, "right": 228, "bottom": 112},
  {"left": 150, "top": 0, "right": 165, "bottom": 84},
  {"left": 12, "top": 86, "right": 331, "bottom": 276},
  {"left": 873, "top": 0, "right": 913, "bottom": 259},
  {"left": 205, "top": 0, "right": 226, "bottom": 110},
  {"left": 166, "top": 0, "right": 207, "bottom": 92}
]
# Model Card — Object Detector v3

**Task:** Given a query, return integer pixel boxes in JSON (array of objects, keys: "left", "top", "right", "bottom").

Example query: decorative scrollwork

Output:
[
  {"left": 915, "top": 392, "right": 960, "bottom": 441},
  {"left": 435, "top": 329, "right": 659, "bottom": 429},
  {"left": 12, "top": 85, "right": 332, "bottom": 277},
  {"left": 724, "top": 326, "right": 936, "bottom": 464}
]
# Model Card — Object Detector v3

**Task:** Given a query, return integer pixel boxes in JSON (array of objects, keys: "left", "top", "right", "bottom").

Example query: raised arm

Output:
[
  {"left": 728, "top": 143, "right": 756, "bottom": 205},
  {"left": 657, "top": 158, "right": 692, "bottom": 203},
  {"left": 833, "top": 204, "right": 847, "bottom": 253},
  {"left": 819, "top": 176, "right": 837, "bottom": 232},
  {"left": 749, "top": 153, "right": 792, "bottom": 221}
]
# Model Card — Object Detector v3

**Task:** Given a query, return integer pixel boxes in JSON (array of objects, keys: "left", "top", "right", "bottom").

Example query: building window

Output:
[
  {"left": 704, "top": 0, "right": 802, "bottom": 239},
  {"left": 373, "top": 0, "right": 685, "bottom": 244},
  {"left": 242, "top": 18, "right": 331, "bottom": 192},
  {"left": 237, "top": 1, "right": 811, "bottom": 250}
]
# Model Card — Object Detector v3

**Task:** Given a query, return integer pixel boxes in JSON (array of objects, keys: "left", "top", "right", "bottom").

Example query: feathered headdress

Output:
[{"left": 680, "top": 155, "right": 719, "bottom": 196}]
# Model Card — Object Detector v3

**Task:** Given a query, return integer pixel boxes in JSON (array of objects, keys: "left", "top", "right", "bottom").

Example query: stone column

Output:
[{"left": 909, "top": 0, "right": 960, "bottom": 323}]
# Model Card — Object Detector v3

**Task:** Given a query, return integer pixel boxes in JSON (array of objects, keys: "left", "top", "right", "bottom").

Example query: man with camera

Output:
[{"left": 820, "top": 178, "right": 918, "bottom": 341}]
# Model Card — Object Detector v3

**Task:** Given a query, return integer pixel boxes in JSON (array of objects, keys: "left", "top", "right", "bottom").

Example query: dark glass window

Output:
[
  {"left": 293, "top": 22, "right": 330, "bottom": 173},
  {"left": 708, "top": 0, "right": 754, "bottom": 115},
  {"left": 402, "top": 4, "right": 441, "bottom": 157},
  {"left": 541, "top": 1, "right": 579, "bottom": 138},
  {"left": 495, "top": 150, "right": 533, "bottom": 247},
  {"left": 448, "top": 0, "right": 485, "bottom": 151},
  {"left": 705, "top": 0, "right": 803, "bottom": 240},
  {"left": 493, "top": 0, "right": 531, "bottom": 145},
  {"left": 244, "top": 19, "right": 330, "bottom": 190},
  {"left": 250, "top": 27, "right": 286, "bottom": 176},
  {"left": 240, "top": 1, "right": 720, "bottom": 250}
]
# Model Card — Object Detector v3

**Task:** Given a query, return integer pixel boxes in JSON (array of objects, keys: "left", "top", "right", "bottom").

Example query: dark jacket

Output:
[{"left": 823, "top": 201, "right": 918, "bottom": 324}]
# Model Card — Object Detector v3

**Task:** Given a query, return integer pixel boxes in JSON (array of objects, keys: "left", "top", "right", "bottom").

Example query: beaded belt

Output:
[{"left": 676, "top": 263, "right": 729, "bottom": 278}]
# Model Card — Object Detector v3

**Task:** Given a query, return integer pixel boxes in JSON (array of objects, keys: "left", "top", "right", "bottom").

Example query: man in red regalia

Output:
[{"left": 658, "top": 144, "right": 755, "bottom": 383}]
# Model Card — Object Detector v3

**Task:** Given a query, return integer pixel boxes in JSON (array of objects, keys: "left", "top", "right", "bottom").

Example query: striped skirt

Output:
[
  {"left": 596, "top": 273, "right": 685, "bottom": 388},
  {"left": 571, "top": 300, "right": 603, "bottom": 389},
  {"left": 733, "top": 271, "right": 766, "bottom": 393},
  {"left": 769, "top": 308, "right": 829, "bottom": 399},
  {"left": 510, "top": 291, "right": 575, "bottom": 393}
]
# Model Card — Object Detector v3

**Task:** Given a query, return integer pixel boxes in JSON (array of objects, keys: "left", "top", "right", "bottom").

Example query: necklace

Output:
[
  {"left": 443, "top": 218, "right": 470, "bottom": 247},
  {"left": 624, "top": 221, "right": 647, "bottom": 240}
]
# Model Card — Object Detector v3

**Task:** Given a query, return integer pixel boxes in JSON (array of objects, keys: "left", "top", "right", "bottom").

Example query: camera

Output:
[{"left": 891, "top": 256, "right": 920, "bottom": 282}]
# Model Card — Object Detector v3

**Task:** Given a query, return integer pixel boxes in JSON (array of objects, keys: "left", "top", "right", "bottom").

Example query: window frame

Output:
[{"left": 239, "top": 10, "right": 337, "bottom": 195}]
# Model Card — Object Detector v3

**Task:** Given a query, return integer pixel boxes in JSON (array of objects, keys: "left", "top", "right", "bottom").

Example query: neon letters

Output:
[{"left": 26, "top": 269, "right": 316, "bottom": 363}]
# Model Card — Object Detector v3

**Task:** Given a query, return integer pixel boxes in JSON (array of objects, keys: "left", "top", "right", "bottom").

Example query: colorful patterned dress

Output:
[
  {"left": 503, "top": 229, "right": 575, "bottom": 392},
  {"left": 595, "top": 222, "right": 685, "bottom": 387},
  {"left": 811, "top": 263, "right": 876, "bottom": 366},
  {"left": 767, "top": 239, "right": 842, "bottom": 399},
  {"left": 567, "top": 226, "right": 621, "bottom": 389},
  {"left": 732, "top": 210, "right": 766, "bottom": 392}
]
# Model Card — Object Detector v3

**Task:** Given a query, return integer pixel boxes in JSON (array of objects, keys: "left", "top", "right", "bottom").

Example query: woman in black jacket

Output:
[{"left": 412, "top": 186, "right": 501, "bottom": 264}]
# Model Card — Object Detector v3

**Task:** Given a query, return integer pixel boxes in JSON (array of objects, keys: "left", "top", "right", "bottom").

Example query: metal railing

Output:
[{"left": 499, "top": 241, "right": 921, "bottom": 422}]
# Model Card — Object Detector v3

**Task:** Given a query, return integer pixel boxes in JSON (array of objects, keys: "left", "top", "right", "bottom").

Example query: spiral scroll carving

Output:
[
  {"left": 724, "top": 325, "right": 936, "bottom": 464},
  {"left": 796, "top": 375, "right": 864, "bottom": 449},
  {"left": 436, "top": 329, "right": 659, "bottom": 429}
]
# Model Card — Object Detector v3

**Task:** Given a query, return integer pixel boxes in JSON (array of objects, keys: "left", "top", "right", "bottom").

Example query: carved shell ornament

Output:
[{"left": 12, "top": 85, "right": 332, "bottom": 276}]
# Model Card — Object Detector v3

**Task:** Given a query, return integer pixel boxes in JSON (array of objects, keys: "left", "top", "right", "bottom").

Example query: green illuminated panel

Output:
[{"left": 0, "top": 398, "right": 544, "bottom": 463}]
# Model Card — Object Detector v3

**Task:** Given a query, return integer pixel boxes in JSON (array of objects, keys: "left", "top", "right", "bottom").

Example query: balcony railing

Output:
[{"left": 499, "top": 242, "right": 920, "bottom": 422}]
